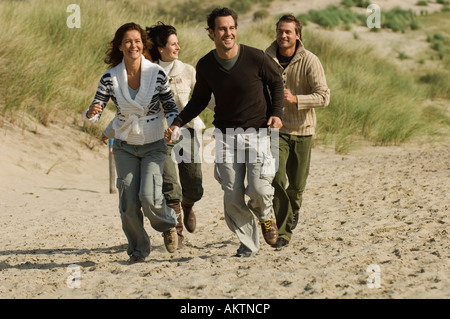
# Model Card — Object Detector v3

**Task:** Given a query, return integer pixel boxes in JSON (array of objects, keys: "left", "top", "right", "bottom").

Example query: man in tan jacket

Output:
[{"left": 265, "top": 14, "right": 330, "bottom": 248}]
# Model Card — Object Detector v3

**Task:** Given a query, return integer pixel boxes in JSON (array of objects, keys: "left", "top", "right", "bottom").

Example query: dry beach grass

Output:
[{"left": 0, "top": 0, "right": 449, "bottom": 300}]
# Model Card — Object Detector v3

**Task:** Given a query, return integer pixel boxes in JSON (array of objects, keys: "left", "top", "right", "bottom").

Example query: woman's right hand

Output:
[{"left": 87, "top": 102, "right": 103, "bottom": 119}]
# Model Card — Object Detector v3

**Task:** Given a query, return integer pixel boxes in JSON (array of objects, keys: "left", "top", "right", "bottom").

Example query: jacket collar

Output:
[
  {"left": 266, "top": 39, "right": 306, "bottom": 66},
  {"left": 158, "top": 59, "right": 184, "bottom": 77}
]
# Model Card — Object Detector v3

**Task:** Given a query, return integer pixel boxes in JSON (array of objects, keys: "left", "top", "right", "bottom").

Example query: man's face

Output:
[
  {"left": 209, "top": 15, "right": 237, "bottom": 52},
  {"left": 276, "top": 21, "right": 299, "bottom": 50}
]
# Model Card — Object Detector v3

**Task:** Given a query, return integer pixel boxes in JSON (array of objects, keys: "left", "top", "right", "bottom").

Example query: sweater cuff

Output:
[
  {"left": 83, "top": 109, "right": 100, "bottom": 123},
  {"left": 270, "top": 108, "right": 284, "bottom": 119},
  {"left": 171, "top": 116, "right": 184, "bottom": 128}
]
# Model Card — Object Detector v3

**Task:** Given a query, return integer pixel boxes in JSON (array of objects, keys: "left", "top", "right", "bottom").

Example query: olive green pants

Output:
[
  {"left": 272, "top": 133, "right": 312, "bottom": 242},
  {"left": 163, "top": 128, "right": 203, "bottom": 205}
]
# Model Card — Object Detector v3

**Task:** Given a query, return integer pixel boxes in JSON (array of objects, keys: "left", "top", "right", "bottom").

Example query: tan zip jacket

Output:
[{"left": 265, "top": 40, "right": 330, "bottom": 136}]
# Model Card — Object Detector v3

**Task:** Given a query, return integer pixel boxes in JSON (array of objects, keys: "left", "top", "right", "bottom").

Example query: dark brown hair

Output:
[
  {"left": 206, "top": 7, "right": 238, "bottom": 31},
  {"left": 276, "top": 14, "right": 303, "bottom": 41},
  {"left": 146, "top": 22, "right": 177, "bottom": 62},
  {"left": 104, "top": 22, "right": 152, "bottom": 67}
]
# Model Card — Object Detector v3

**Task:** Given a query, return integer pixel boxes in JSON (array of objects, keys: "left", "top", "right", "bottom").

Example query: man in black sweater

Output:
[{"left": 165, "top": 7, "right": 284, "bottom": 257}]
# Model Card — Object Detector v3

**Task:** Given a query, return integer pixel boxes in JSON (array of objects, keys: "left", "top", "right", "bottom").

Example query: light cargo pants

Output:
[
  {"left": 113, "top": 139, "right": 177, "bottom": 258},
  {"left": 213, "top": 129, "right": 276, "bottom": 253}
]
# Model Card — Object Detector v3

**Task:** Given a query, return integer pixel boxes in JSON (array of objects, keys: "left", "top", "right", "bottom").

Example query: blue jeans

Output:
[{"left": 113, "top": 139, "right": 177, "bottom": 257}]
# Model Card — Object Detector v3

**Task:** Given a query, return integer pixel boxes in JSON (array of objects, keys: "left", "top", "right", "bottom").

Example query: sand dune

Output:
[{"left": 0, "top": 118, "right": 448, "bottom": 299}]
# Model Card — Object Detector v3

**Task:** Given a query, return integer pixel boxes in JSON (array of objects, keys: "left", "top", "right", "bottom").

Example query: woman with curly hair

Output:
[{"left": 84, "top": 22, "right": 179, "bottom": 263}]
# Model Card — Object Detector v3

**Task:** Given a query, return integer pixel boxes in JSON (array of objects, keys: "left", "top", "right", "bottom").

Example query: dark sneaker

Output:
[
  {"left": 272, "top": 237, "right": 289, "bottom": 249},
  {"left": 235, "top": 244, "right": 254, "bottom": 258},
  {"left": 128, "top": 255, "right": 145, "bottom": 264},
  {"left": 291, "top": 212, "right": 299, "bottom": 230},
  {"left": 259, "top": 218, "right": 278, "bottom": 246}
]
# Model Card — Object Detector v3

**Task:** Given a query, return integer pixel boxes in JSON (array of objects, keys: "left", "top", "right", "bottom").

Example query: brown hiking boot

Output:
[
  {"left": 162, "top": 228, "right": 178, "bottom": 253},
  {"left": 168, "top": 202, "right": 184, "bottom": 249},
  {"left": 260, "top": 218, "right": 278, "bottom": 246},
  {"left": 181, "top": 198, "right": 196, "bottom": 233}
]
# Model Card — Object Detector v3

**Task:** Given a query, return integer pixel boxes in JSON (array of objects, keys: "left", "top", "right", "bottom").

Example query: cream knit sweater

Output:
[
  {"left": 266, "top": 40, "right": 330, "bottom": 136},
  {"left": 85, "top": 57, "right": 178, "bottom": 145},
  {"left": 157, "top": 59, "right": 208, "bottom": 130}
]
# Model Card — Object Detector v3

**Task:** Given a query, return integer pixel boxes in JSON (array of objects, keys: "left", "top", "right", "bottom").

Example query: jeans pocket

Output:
[
  {"left": 213, "top": 163, "right": 223, "bottom": 185},
  {"left": 116, "top": 178, "right": 126, "bottom": 214},
  {"left": 260, "top": 152, "right": 276, "bottom": 181}
]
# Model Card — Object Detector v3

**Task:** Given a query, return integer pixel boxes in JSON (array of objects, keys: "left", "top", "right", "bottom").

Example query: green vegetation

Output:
[
  {"left": 0, "top": 0, "right": 448, "bottom": 153},
  {"left": 300, "top": 5, "right": 364, "bottom": 30},
  {"left": 416, "top": 1, "right": 429, "bottom": 6},
  {"left": 381, "top": 7, "right": 420, "bottom": 33},
  {"left": 427, "top": 32, "right": 450, "bottom": 60},
  {"left": 155, "top": 0, "right": 274, "bottom": 21},
  {"left": 297, "top": 5, "right": 365, "bottom": 29},
  {"left": 341, "top": 0, "right": 372, "bottom": 8},
  {"left": 297, "top": 5, "right": 422, "bottom": 33}
]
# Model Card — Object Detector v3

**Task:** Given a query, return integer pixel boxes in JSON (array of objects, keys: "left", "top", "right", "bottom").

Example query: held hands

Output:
[
  {"left": 87, "top": 102, "right": 102, "bottom": 119},
  {"left": 165, "top": 125, "right": 180, "bottom": 143}
]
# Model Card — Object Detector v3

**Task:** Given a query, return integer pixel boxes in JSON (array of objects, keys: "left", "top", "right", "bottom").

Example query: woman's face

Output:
[
  {"left": 159, "top": 34, "right": 180, "bottom": 62},
  {"left": 119, "top": 30, "right": 143, "bottom": 61}
]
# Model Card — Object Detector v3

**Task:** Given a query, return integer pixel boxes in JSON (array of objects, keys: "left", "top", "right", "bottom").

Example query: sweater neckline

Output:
[
  {"left": 158, "top": 60, "right": 174, "bottom": 75},
  {"left": 210, "top": 44, "right": 243, "bottom": 73}
]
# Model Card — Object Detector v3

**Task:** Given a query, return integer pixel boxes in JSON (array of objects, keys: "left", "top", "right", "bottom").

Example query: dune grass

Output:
[{"left": 0, "top": 0, "right": 448, "bottom": 152}]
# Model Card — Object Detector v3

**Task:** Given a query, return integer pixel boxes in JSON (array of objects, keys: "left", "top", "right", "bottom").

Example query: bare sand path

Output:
[{"left": 0, "top": 120, "right": 448, "bottom": 299}]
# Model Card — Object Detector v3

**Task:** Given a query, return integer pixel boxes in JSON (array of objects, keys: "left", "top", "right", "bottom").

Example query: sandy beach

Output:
[
  {"left": 0, "top": 118, "right": 448, "bottom": 299},
  {"left": 0, "top": 0, "right": 449, "bottom": 301}
]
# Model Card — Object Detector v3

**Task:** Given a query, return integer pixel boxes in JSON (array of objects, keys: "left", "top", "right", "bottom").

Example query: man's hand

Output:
[
  {"left": 165, "top": 125, "right": 180, "bottom": 143},
  {"left": 267, "top": 116, "right": 282, "bottom": 129},
  {"left": 284, "top": 89, "right": 298, "bottom": 104}
]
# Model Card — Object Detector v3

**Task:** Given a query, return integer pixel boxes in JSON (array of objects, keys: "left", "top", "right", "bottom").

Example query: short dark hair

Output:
[
  {"left": 206, "top": 7, "right": 238, "bottom": 31},
  {"left": 146, "top": 22, "right": 177, "bottom": 61},
  {"left": 104, "top": 22, "right": 152, "bottom": 67},
  {"left": 276, "top": 14, "right": 303, "bottom": 40}
]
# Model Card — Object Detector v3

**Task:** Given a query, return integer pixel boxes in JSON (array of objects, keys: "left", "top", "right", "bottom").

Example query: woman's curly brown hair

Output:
[{"left": 104, "top": 22, "right": 152, "bottom": 68}]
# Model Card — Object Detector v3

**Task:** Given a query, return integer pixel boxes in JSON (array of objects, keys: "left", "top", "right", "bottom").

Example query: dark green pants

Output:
[
  {"left": 163, "top": 128, "right": 203, "bottom": 205},
  {"left": 272, "top": 133, "right": 312, "bottom": 241}
]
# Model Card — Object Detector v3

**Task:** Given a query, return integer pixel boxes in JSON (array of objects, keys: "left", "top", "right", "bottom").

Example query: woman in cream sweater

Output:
[{"left": 146, "top": 22, "right": 212, "bottom": 249}]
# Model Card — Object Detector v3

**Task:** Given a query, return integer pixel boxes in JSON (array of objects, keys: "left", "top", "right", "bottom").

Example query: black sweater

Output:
[{"left": 172, "top": 44, "right": 284, "bottom": 131}]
